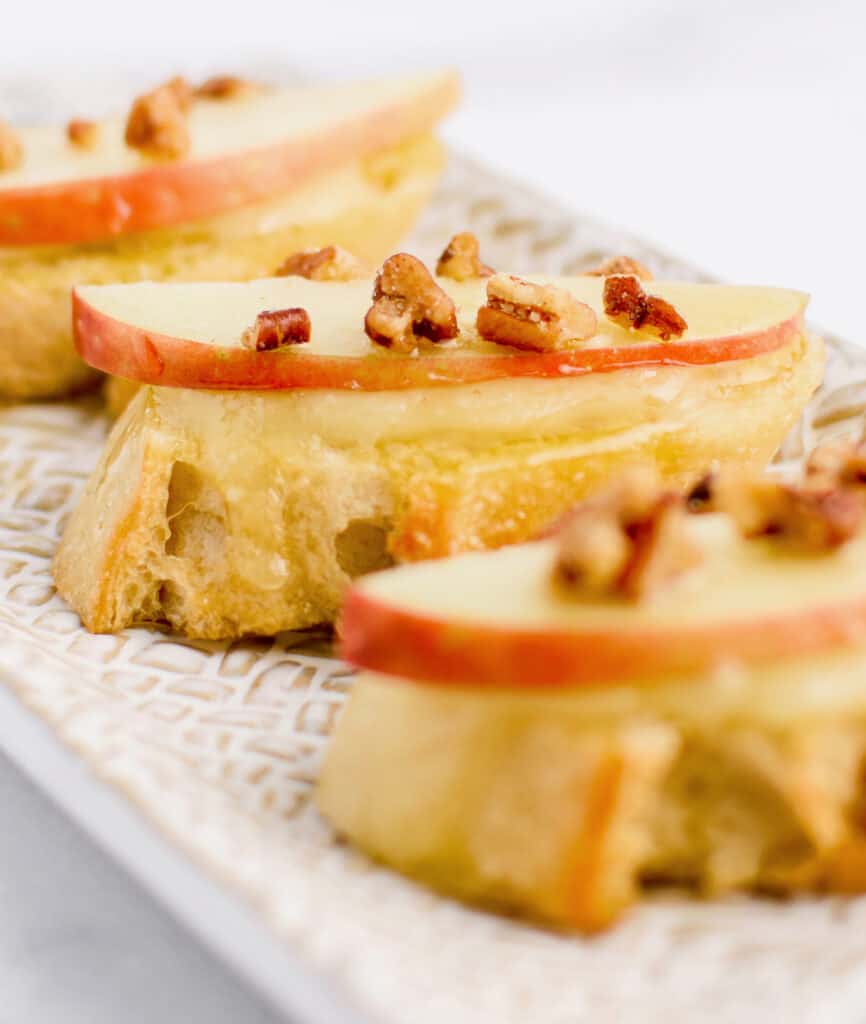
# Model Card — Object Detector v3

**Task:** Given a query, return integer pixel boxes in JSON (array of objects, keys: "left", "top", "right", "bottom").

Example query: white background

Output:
[
  {"left": 3, "top": 2, "right": 866, "bottom": 1022},
  {"left": 6, "top": 0, "right": 866, "bottom": 340}
]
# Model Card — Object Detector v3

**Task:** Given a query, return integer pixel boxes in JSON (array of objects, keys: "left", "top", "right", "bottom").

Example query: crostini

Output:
[
  {"left": 53, "top": 240, "right": 822, "bottom": 638},
  {"left": 0, "top": 70, "right": 457, "bottom": 398},
  {"left": 318, "top": 452, "right": 866, "bottom": 931}
]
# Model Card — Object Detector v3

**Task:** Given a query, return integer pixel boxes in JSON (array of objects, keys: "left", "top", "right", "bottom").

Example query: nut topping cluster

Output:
[
  {"left": 125, "top": 79, "right": 191, "bottom": 159},
  {"left": 476, "top": 274, "right": 598, "bottom": 352},
  {"left": 67, "top": 119, "right": 100, "bottom": 150},
  {"left": 0, "top": 119, "right": 24, "bottom": 173},
  {"left": 195, "top": 75, "right": 260, "bottom": 100},
  {"left": 241, "top": 308, "right": 311, "bottom": 351},
  {"left": 806, "top": 435, "right": 866, "bottom": 488},
  {"left": 552, "top": 440, "right": 866, "bottom": 605},
  {"left": 435, "top": 232, "right": 494, "bottom": 281},
  {"left": 553, "top": 470, "right": 702, "bottom": 601},
  {"left": 164, "top": 75, "right": 195, "bottom": 111},
  {"left": 275, "top": 246, "right": 364, "bottom": 282},
  {"left": 364, "top": 253, "right": 459, "bottom": 353},
  {"left": 123, "top": 73, "right": 259, "bottom": 161},
  {"left": 205, "top": 232, "right": 714, "bottom": 362},
  {"left": 586, "top": 255, "right": 653, "bottom": 281},
  {"left": 603, "top": 274, "right": 687, "bottom": 341},
  {"left": 687, "top": 466, "right": 864, "bottom": 552}
]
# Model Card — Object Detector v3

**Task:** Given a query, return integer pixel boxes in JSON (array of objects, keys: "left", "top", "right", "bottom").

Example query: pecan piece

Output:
[
  {"left": 586, "top": 255, "right": 653, "bottom": 281},
  {"left": 689, "top": 471, "right": 862, "bottom": 551},
  {"left": 476, "top": 274, "right": 597, "bottom": 352},
  {"left": 806, "top": 437, "right": 866, "bottom": 489},
  {"left": 435, "top": 232, "right": 494, "bottom": 281},
  {"left": 67, "top": 119, "right": 100, "bottom": 149},
  {"left": 0, "top": 119, "right": 23, "bottom": 172},
  {"left": 241, "top": 308, "right": 311, "bottom": 351},
  {"left": 553, "top": 470, "right": 701, "bottom": 600},
  {"left": 603, "top": 275, "right": 687, "bottom": 341},
  {"left": 274, "top": 246, "right": 364, "bottom": 282},
  {"left": 619, "top": 493, "right": 704, "bottom": 600},
  {"left": 364, "top": 253, "right": 458, "bottom": 353},
  {"left": 125, "top": 81, "right": 190, "bottom": 159},
  {"left": 196, "top": 75, "right": 260, "bottom": 100},
  {"left": 165, "top": 75, "right": 194, "bottom": 111}
]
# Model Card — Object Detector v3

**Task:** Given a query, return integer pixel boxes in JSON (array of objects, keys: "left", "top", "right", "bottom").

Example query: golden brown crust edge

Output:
[{"left": 53, "top": 390, "right": 179, "bottom": 631}]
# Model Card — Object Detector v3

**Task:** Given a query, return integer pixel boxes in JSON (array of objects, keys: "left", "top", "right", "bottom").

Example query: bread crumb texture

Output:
[{"left": 317, "top": 663, "right": 866, "bottom": 930}]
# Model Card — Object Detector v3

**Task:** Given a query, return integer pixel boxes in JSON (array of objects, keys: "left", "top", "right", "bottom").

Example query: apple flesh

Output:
[
  {"left": 73, "top": 276, "right": 810, "bottom": 391},
  {"left": 0, "top": 133, "right": 446, "bottom": 400},
  {"left": 0, "top": 71, "right": 459, "bottom": 245},
  {"left": 341, "top": 517, "right": 866, "bottom": 687}
]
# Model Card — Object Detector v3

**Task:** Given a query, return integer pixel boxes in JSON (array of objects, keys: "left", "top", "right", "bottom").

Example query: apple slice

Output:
[
  {"left": 73, "top": 276, "right": 808, "bottom": 391},
  {"left": 340, "top": 517, "right": 866, "bottom": 687},
  {"left": 0, "top": 71, "right": 459, "bottom": 245}
]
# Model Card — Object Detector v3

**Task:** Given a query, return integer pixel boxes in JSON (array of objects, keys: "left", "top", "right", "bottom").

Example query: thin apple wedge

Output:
[
  {"left": 0, "top": 71, "right": 459, "bottom": 245},
  {"left": 341, "top": 522, "right": 866, "bottom": 687},
  {"left": 73, "top": 276, "right": 809, "bottom": 390}
]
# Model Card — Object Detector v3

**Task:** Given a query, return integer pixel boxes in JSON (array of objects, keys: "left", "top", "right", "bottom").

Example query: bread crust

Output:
[
  {"left": 317, "top": 661, "right": 866, "bottom": 930},
  {"left": 54, "top": 333, "right": 823, "bottom": 639},
  {"left": 0, "top": 135, "right": 444, "bottom": 399}
]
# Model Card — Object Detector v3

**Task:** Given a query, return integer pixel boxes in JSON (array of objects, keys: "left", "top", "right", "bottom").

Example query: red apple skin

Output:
[
  {"left": 73, "top": 289, "right": 805, "bottom": 392},
  {"left": 0, "top": 76, "right": 459, "bottom": 246},
  {"left": 339, "top": 584, "right": 866, "bottom": 688}
]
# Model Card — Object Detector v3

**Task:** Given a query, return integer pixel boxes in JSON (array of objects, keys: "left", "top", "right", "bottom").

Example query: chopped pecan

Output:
[
  {"left": 685, "top": 471, "right": 775, "bottom": 534},
  {"left": 241, "top": 308, "right": 311, "bottom": 351},
  {"left": 763, "top": 486, "right": 863, "bottom": 550},
  {"left": 274, "top": 246, "right": 364, "bottom": 282},
  {"left": 0, "top": 119, "right": 23, "bottom": 172},
  {"left": 806, "top": 438, "right": 866, "bottom": 488},
  {"left": 364, "top": 253, "right": 458, "bottom": 353},
  {"left": 435, "top": 232, "right": 494, "bottom": 281},
  {"left": 476, "top": 274, "right": 597, "bottom": 352},
  {"left": 689, "top": 471, "right": 862, "bottom": 551},
  {"left": 619, "top": 493, "right": 704, "bottom": 600},
  {"left": 553, "top": 470, "right": 701, "bottom": 600},
  {"left": 586, "top": 255, "right": 653, "bottom": 281},
  {"left": 553, "top": 503, "right": 631, "bottom": 592},
  {"left": 196, "top": 75, "right": 260, "bottom": 100},
  {"left": 603, "top": 275, "right": 687, "bottom": 341},
  {"left": 125, "top": 81, "right": 190, "bottom": 159},
  {"left": 165, "top": 75, "right": 194, "bottom": 111},
  {"left": 67, "top": 119, "right": 99, "bottom": 149}
]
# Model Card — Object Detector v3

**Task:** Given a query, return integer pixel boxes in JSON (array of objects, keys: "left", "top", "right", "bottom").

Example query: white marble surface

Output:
[
  {"left": 2, "top": 2, "right": 866, "bottom": 1022},
  {"left": 0, "top": 752, "right": 284, "bottom": 1024}
]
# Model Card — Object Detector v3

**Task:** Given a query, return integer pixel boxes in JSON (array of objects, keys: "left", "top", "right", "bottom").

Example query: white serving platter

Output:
[{"left": 2, "top": 140, "right": 866, "bottom": 1024}]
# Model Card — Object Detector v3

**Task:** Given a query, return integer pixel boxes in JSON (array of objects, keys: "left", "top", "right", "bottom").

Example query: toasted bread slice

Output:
[{"left": 318, "top": 661, "right": 866, "bottom": 929}]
